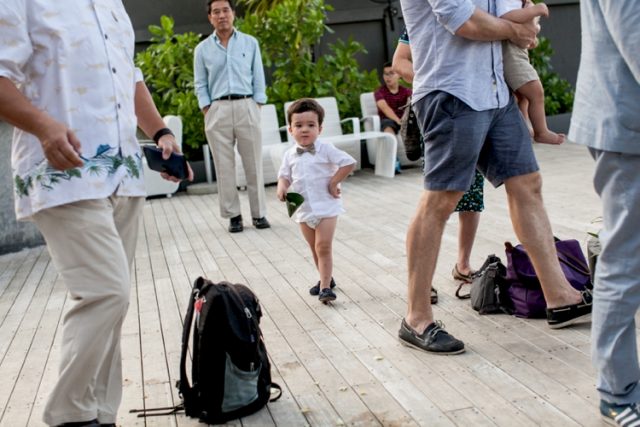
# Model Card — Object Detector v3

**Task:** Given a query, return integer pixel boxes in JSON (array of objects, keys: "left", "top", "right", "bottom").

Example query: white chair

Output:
[
  {"left": 282, "top": 97, "right": 397, "bottom": 177},
  {"left": 235, "top": 104, "right": 286, "bottom": 187},
  {"left": 141, "top": 115, "right": 182, "bottom": 197},
  {"left": 359, "top": 92, "right": 421, "bottom": 168}
]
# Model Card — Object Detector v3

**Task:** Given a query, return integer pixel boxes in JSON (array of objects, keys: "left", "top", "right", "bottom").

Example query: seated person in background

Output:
[
  {"left": 375, "top": 62, "right": 412, "bottom": 173},
  {"left": 499, "top": 0, "right": 565, "bottom": 145}
]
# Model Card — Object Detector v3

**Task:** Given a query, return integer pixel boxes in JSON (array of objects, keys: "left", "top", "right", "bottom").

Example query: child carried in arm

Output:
[
  {"left": 499, "top": 0, "right": 565, "bottom": 145},
  {"left": 277, "top": 98, "right": 357, "bottom": 303}
]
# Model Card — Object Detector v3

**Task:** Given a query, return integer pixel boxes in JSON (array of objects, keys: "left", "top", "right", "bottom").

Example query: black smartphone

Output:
[{"left": 142, "top": 145, "right": 188, "bottom": 180}]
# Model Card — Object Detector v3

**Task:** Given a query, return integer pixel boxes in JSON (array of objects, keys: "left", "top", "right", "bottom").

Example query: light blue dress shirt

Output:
[
  {"left": 193, "top": 29, "right": 267, "bottom": 109},
  {"left": 399, "top": 0, "right": 509, "bottom": 112},
  {"left": 569, "top": 0, "right": 640, "bottom": 154}
]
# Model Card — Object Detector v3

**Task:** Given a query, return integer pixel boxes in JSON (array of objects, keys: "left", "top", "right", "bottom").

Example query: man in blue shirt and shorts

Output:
[{"left": 397, "top": 0, "right": 593, "bottom": 354}]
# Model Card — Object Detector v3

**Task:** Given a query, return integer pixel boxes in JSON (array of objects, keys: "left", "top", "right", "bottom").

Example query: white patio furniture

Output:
[
  {"left": 359, "top": 92, "right": 422, "bottom": 168},
  {"left": 141, "top": 115, "right": 182, "bottom": 198},
  {"left": 283, "top": 97, "right": 397, "bottom": 178}
]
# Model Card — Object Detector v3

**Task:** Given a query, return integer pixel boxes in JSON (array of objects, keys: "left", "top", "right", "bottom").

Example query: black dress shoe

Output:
[
  {"left": 56, "top": 420, "right": 100, "bottom": 427},
  {"left": 228, "top": 215, "right": 243, "bottom": 233},
  {"left": 252, "top": 217, "right": 271, "bottom": 229}
]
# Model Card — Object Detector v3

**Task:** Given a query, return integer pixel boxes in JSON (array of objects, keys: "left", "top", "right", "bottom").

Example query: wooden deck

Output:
[{"left": 0, "top": 141, "right": 626, "bottom": 427}]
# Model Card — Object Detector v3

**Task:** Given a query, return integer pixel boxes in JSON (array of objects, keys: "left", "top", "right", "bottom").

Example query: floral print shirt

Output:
[{"left": 0, "top": 0, "right": 145, "bottom": 220}]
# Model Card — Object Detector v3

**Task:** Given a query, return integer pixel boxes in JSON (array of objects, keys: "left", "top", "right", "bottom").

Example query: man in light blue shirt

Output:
[
  {"left": 194, "top": 0, "right": 269, "bottom": 233},
  {"left": 397, "top": 0, "right": 593, "bottom": 355},
  {"left": 569, "top": 1, "right": 640, "bottom": 423}
]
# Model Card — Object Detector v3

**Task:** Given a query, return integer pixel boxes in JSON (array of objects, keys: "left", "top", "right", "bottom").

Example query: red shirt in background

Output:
[{"left": 374, "top": 85, "right": 412, "bottom": 120}]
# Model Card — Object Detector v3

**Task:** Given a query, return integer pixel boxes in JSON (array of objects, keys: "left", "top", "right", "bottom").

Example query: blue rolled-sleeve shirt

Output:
[
  {"left": 400, "top": 0, "right": 509, "bottom": 112},
  {"left": 193, "top": 29, "right": 267, "bottom": 109}
]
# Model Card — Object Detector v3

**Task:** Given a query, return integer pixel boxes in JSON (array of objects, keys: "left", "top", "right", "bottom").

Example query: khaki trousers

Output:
[
  {"left": 204, "top": 98, "right": 266, "bottom": 219},
  {"left": 33, "top": 196, "right": 144, "bottom": 426}
]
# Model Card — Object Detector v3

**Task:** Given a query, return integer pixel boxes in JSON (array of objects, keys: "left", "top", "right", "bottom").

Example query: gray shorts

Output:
[{"left": 414, "top": 91, "right": 539, "bottom": 191}]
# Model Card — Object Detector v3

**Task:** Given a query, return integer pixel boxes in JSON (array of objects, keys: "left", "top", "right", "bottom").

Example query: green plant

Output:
[
  {"left": 529, "top": 36, "right": 575, "bottom": 115},
  {"left": 135, "top": 16, "right": 204, "bottom": 160},
  {"left": 237, "top": 0, "right": 379, "bottom": 125}
]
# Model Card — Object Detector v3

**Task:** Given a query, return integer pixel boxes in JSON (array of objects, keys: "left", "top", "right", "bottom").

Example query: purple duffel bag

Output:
[{"left": 505, "top": 238, "right": 591, "bottom": 318}]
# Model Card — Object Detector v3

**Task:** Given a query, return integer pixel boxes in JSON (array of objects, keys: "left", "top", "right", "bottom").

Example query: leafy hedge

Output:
[{"left": 529, "top": 36, "right": 575, "bottom": 115}]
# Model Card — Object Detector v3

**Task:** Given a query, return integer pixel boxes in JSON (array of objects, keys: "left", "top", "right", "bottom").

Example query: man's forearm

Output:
[
  {"left": 502, "top": 3, "right": 547, "bottom": 24},
  {"left": 456, "top": 7, "right": 541, "bottom": 48},
  {"left": 0, "top": 77, "right": 55, "bottom": 139},
  {"left": 455, "top": 8, "right": 516, "bottom": 41},
  {"left": 134, "top": 81, "right": 168, "bottom": 139},
  {"left": 392, "top": 43, "right": 414, "bottom": 83},
  {"left": 377, "top": 101, "right": 400, "bottom": 123}
]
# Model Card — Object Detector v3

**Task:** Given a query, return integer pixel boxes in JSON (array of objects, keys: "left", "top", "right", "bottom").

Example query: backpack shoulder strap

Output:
[
  {"left": 178, "top": 277, "right": 206, "bottom": 397},
  {"left": 270, "top": 383, "right": 283, "bottom": 402}
]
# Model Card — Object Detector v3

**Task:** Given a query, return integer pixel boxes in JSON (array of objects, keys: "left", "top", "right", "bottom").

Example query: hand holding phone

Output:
[{"left": 142, "top": 145, "right": 188, "bottom": 180}]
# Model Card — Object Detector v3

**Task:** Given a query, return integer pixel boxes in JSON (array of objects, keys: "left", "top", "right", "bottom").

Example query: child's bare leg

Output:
[
  {"left": 517, "top": 79, "right": 565, "bottom": 145},
  {"left": 314, "top": 217, "right": 337, "bottom": 290},
  {"left": 300, "top": 222, "right": 319, "bottom": 268},
  {"left": 515, "top": 92, "right": 534, "bottom": 137}
]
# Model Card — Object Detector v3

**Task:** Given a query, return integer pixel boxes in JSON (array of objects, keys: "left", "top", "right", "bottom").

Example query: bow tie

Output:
[{"left": 296, "top": 144, "right": 316, "bottom": 155}]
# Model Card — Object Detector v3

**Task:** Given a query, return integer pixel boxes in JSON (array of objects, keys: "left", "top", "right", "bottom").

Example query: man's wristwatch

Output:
[{"left": 153, "top": 127, "right": 174, "bottom": 144}]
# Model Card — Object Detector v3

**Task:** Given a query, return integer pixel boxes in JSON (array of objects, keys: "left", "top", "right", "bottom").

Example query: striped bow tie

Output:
[{"left": 296, "top": 144, "right": 316, "bottom": 155}]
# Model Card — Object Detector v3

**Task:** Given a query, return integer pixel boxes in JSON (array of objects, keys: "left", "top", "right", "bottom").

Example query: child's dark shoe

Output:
[
  {"left": 309, "top": 277, "right": 336, "bottom": 296},
  {"left": 318, "top": 287, "right": 337, "bottom": 303}
]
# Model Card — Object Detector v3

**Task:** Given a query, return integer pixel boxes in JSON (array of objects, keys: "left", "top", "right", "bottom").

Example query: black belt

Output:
[{"left": 213, "top": 94, "right": 252, "bottom": 101}]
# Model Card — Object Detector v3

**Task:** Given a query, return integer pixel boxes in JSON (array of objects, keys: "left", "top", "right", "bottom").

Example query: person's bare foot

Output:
[{"left": 534, "top": 130, "right": 565, "bottom": 145}]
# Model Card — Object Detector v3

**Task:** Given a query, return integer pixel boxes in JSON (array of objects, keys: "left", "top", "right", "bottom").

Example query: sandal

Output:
[
  {"left": 452, "top": 264, "right": 475, "bottom": 283},
  {"left": 431, "top": 288, "right": 438, "bottom": 305}
]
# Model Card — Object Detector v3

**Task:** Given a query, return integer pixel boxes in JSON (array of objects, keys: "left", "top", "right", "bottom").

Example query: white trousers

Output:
[
  {"left": 204, "top": 98, "right": 266, "bottom": 219},
  {"left": 33, "top": 196, "right": 144, "bottom": 426}
]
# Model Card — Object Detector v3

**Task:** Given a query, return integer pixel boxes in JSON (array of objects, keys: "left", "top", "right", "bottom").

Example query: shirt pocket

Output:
[{"left": 230, "top": 49, "right": 252, "bottom": 75}]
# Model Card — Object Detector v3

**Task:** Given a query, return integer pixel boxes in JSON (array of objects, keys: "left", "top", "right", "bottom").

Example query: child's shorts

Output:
[{"left": 502, "top": 41, "right": 539, "bottom": 91}]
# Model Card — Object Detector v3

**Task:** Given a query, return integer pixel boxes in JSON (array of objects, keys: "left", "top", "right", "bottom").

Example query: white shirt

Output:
[
  {"left": 0, "top": 0, "right": 145, "bottom": 220},
  {"left": 277, "top": 140, "right": 356, "bottom": 223}
]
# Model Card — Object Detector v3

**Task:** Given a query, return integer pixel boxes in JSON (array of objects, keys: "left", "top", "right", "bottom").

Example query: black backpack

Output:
[{"left": 132, "top": 277, "right": 281, "bottom": 423}]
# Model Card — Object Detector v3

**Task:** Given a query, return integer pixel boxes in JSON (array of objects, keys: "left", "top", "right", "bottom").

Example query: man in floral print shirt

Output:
[{"left": 0, "top": 1, "right": 192, "bottom": 425}]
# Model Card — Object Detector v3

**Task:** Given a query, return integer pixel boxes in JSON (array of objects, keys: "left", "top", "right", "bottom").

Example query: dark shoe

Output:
[
  {"left": 56, "top": 420, "right": 100, "bottom": 427},
  {"left": 309, "top": 277, "right": 337, "bottom": 296},
  {"left": 318, "top": 287, "right": 337, "bottom": 303},
  {"left": 546, "top": 289, "right": 592, "bottom": 329},
  {"left": 452, "top": 264, "right": 476, "bottom": 283},
  {"left": 252, "top": 217, "right": 271, "bottom": 229},
  {"left": 600, "top": 400, "right": 640, "bottom": 426},
  {"left": 398, "top": 319, "right": 465, "bottom": 355},
  {"left": 430, "top": 288, "right": 438, "bottom": 305},
  {"left": 228, "top": 215, "right": 243, "bottom": 233}
]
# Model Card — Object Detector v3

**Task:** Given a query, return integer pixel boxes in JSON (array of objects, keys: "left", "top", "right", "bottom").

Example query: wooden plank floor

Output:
[{"left": 1, "top": 141, "right": 629, "bottom": 427}]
